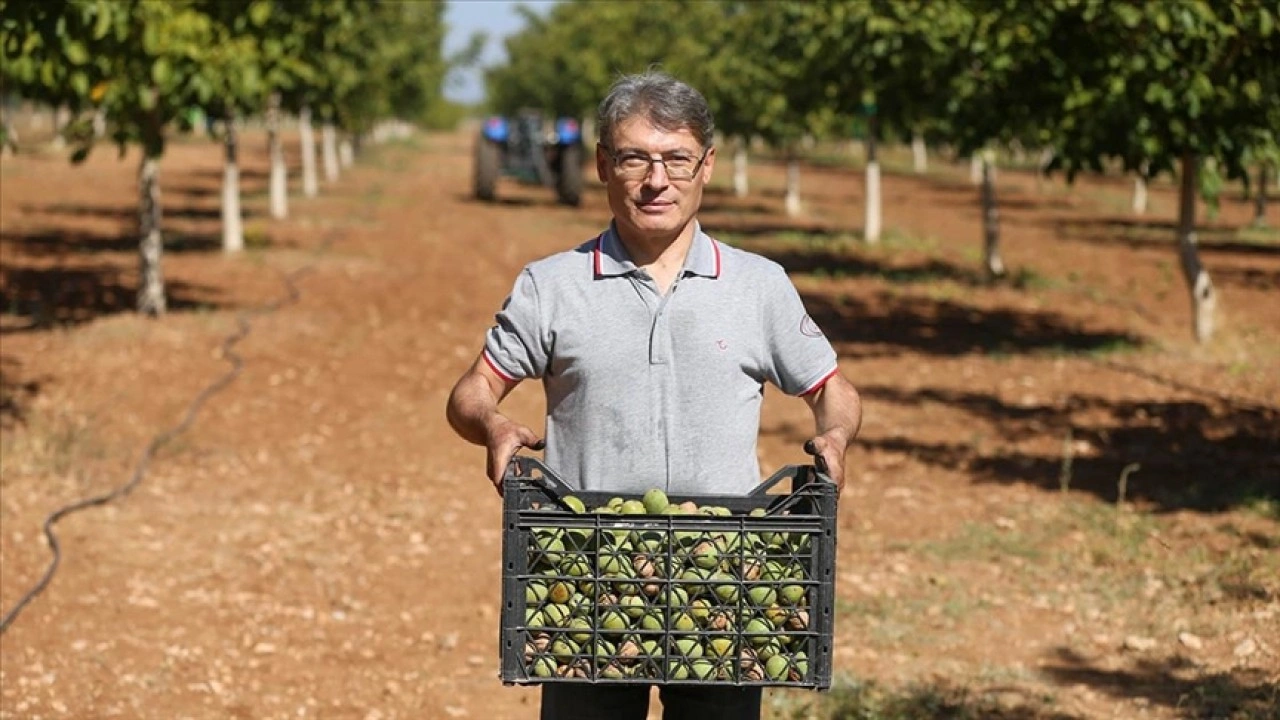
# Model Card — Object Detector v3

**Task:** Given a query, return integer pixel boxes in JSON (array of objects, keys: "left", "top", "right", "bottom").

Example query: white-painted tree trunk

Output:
[
  {"left": 970, "top": 154, "right": 982, "bottom": 184},
  {"left": 1177, "top": 153, "right": 1216, "bottom": 342},
  {"left": 299, "top": 105, "right": 318, "bottom": 197},
  {"left": 733, "top": 141, "right": 749, "bottom": 198},
  {"left": 267, "top": 93, "right": 288, "bottom": 220},
  {"left": 784, "top": 156, "right": 802, "bottom": 217},
  {"left": 981, "top": 151, "right": 1005, "bottom": 279},
  {"left": 1, "top": 102, "right": 17, "bottom": 154},
  {"left": 322, "top": 122, "right": 339, "bottom": 183},
  {"left": 339, "top": 137, "right": 354, "bottom": 168},
  {"left": 864, "top": 118, "right": 882, "bottom": 244},
  {"left": 137, "top": 154, "right": 166, "bottom": 315},
  {"left": 51, "top": 105, "right": 69, "bottom": 149},
  {"left": 582, "top": 116, "right": 596, "bottom": 145},
  {"left": 92, "top": 107, "right": 106, "bottom": 138},
  {"left": 222, "top": 109, "right": 244, "bottom": 254},
  {"left": 911, "top": 133, "right": 927, "bottom": 173},
  {"left": 1132, "top": 174, "right": 1149, "bottom": 215},
  {"left": 1255, "top": 165, "right": 1269, "bottom": 228},
  {"left": 865, "top": 161, "right": 882, "bottom": 244},
  {"left": 1035, "top": 147, "right": 1055, "bottom": 191}
]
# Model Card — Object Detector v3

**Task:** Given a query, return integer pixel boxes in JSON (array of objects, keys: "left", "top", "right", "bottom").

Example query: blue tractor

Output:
[{"left": 474, "top": 111, "right": 586, "bottom": 206}]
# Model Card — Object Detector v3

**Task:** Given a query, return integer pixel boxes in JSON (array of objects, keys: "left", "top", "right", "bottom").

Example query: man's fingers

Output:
[{"left": 803, "top": 438, "right": 830, "bottom": 474}]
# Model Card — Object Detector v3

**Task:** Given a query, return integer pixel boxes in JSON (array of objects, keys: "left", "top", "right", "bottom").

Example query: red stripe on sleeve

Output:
[
  {"left": 482, "top": 350, "right": 519, "bottom": 383},
  {"left": 799, "top": 367, "right": 838, "bottom": 396}
]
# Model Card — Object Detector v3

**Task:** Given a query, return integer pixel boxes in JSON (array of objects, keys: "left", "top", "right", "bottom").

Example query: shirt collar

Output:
[{"left": 593, "top": 222, "right": 721, "bottom": 279}]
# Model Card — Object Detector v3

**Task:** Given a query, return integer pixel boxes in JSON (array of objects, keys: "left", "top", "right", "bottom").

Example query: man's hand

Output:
[
  {"left": 804, "top": 432, "right": 848, "bottom": 494},
  {"left": 485, "top": 416, "right": 544, "bottom": 496}
]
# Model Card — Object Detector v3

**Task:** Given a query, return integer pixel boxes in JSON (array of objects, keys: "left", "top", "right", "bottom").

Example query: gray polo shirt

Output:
[{"left": 483, "top": 222, "right": 838, "bottom": 496}]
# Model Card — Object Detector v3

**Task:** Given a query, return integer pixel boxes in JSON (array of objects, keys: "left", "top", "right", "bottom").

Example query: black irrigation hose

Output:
[{"left": 0, "top": 265, "right": 314, "bottom": 635}]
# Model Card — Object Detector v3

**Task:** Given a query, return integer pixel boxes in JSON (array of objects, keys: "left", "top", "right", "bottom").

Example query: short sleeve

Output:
[
  {"left": 760, "top": 268, "right": 838, "bottom": 396},
  {"left": 483, "top": 269, "right": 548, "bottom": 381}
]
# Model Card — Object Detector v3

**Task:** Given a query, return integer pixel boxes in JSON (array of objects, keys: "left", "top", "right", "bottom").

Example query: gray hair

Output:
[{"left": 597, "top": 70, "right": 715, "bottom": 150}]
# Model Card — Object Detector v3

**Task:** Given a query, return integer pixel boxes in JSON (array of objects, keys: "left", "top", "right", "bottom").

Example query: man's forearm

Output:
[
  {"left": 446, "top": 371, "right": 502, "bottom": 446},
  {"left": 812, "top": 374, "right": 862, "bottom": 449}
]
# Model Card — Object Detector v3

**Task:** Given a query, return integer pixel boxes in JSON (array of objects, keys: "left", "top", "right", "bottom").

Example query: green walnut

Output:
[
  {"left": 530, "top": 655, "right": 556, "bottom": 678},
  {"left": 642, "top": 489, "right": 670, "bottom": 514},
  {"left": 746, "top": 585, "right": 777, "bottom": 607},
  {"left": 764, "top": 654, "right": 790, "bottom": 681},
  {"left": 705, "top": 637, "right": 735, "bottom": 659}
]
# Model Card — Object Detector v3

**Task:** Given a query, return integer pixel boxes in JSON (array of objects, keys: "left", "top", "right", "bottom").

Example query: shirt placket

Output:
[{"left": 632, "top": 271, "right": 682, "bottom": 490}]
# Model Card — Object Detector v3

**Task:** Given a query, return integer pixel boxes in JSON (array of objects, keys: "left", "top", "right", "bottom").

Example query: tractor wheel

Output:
[
  {"left": 556, "top": 143, "right": 583, "bottom": 206},
  {"left": 474, "top": 136, "right": 500, "bottom": 201}
]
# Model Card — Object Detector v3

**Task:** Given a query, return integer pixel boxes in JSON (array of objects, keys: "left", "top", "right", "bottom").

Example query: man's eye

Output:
[
  {"left": 665, "top": 156, "right": 695, "bottom": 168},
  {"left": 618, "top": 155, "right": 651, "bottom": 168}
]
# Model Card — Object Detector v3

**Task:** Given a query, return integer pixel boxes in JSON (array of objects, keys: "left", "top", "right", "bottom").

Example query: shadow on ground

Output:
[
  {"left": 1, "top": 227, "right": 227, "bottom": 256},
  {"left": 0, "top": 264, "right": 226, "bottom": 333},
  {"left": 801, "top": 290, "right": 1142, "bottom": 358},
  {"left": 1042, "top": 648, "right": 1278, "bottom": 719},
  {"left": 851, "top": 383, "right": 1279, "bottom": 513},
  {"left": 813, "top": 677, "right": 1079, "bottom": 719},
  {"left": 19, "top": 201, "right": 262, "bottom": 227},
  {"left": 1048, "top": 217, "right": 1278, "bottom": 256}
]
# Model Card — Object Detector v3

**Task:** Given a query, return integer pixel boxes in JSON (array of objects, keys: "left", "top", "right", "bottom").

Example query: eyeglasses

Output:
[{"left": 602, "top": 146, "right": 711, "bottom": 182}]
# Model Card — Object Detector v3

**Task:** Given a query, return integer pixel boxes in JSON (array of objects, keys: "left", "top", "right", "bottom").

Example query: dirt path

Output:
[{"left": 1, "top": 131, "right": 1276, "bottom": 719}]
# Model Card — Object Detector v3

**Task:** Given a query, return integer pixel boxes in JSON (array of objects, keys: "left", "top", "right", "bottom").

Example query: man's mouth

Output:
[{"left": 636, "top": 198, "right": 673, "bottom": 212}]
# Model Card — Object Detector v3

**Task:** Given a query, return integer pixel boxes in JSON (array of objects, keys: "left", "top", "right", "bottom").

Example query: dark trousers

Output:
[{"left": 540, "top": 684, "right": 762, "bottom": 720}]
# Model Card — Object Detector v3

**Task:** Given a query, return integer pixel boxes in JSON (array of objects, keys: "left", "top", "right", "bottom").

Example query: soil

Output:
[{"left": 1, "top": 128, "right": 1277, "bottom": 720}]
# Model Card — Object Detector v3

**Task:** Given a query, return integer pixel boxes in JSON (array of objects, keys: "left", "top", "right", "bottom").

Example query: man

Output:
[{"left": 446, "top": 71, "right": 862, "bottom": 720}]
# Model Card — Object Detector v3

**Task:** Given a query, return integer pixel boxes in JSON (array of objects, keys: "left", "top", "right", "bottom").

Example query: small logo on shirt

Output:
[
  {"left": 716, "top": 339, "right": 728, "bottom": 351},
  {"left": 800, "top": 315, "right": 824, "bottom": 338}
]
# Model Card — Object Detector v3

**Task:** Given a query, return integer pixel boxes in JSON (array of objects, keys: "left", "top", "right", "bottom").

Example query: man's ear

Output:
[
  {"left": 700, "top": 146, "right": 716, "bottom": 183},
  {"left": 596, "top": 144, "right": 610, "bottom": 183}
]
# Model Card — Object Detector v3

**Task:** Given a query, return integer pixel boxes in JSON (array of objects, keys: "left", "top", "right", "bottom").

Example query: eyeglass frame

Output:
[{"left": 599, "top": 144, "right": 713, "bottom": 182}]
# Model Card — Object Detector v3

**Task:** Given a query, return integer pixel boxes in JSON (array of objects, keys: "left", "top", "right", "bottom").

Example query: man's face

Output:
[{"left": 597, "top": 116, "right": 715, "bottom": 243}]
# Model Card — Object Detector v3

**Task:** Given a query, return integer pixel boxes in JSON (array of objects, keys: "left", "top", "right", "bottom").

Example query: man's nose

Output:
[{"left": 644, "top": 160, "right": 670, "bottom": 189}]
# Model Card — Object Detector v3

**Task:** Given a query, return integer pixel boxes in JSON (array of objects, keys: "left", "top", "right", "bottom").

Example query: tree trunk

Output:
[
  {"left": 339, "top": 136, "right": 354, "bottom": 168},
  {"left": 911, "top": 132, "right": 927, "bottom": 174},
  {"left": 1132, "top": 163, "right": 1149, "bottom": 215},
  {"left": 1255, "top": 165, "right": 1269, "bottom": 228},
  {"left": 1035, "top": 147, "right": 1055, "bottom": 192},
  {"left": 784, "top": 153, "right": 802, "bottom": 217},
  {"left": 864, "top": 116, "right": 881, "bottom": 244},
  {"left": 267, "top": 93, "right": 288, "bottom": 220},
  {"left": 970, "top": 153, "right": 982, "bottom": 184},
  {"left": 322, "top": 122, "right": 339, "bottom": 183},
  {"left": 92, "top": 106, "right": 106, "bottom": 138},
  {"left": 51, "top": 105, "right": 69, "bottom": 149},
  {"left": 300, "top": 104, "right": 318, "bottom": 197},
  {"left": 981, "top": 151, "right": 1005, "bottom": 279},
  {"left": 137, "top": 154, "right": 166, "bottom": 315},
  {"left": 1177, "top": 152, "right": 1216, "bottom": 342},
  {"left": 1, "top": 100, "right": 17, "bottom": 154},
  {"left": 733, "top": 138, "right": 749, "bottom": 198},
  {"left": 222, "top": 108, "right": 244, "bottom": 254}
]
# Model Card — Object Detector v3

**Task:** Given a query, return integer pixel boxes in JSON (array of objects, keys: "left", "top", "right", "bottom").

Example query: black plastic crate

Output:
[{"left": 499, "top": 456, "right": 837, "bottom": 689}]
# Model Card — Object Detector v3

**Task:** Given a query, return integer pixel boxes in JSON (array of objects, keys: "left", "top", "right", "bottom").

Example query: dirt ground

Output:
[{"left": 1, "top": 126, "right": 1277, "bottom": 720}]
